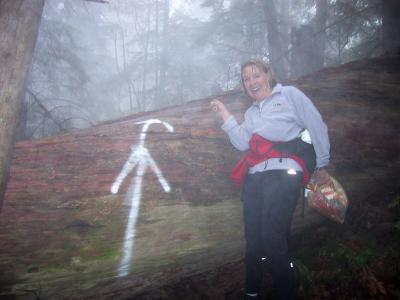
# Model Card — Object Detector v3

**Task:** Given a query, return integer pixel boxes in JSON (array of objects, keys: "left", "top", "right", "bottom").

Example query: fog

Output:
[{"left": 21, "top": 0, "right": 385, "bottom": 139}]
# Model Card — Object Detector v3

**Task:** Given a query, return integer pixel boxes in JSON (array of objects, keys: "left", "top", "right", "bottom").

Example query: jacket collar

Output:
[{"left": 252, "top": 83, "right": 282, "bottom": 108}]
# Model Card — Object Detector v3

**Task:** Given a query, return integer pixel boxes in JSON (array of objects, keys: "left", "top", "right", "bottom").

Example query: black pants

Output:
[{"left": 242, "top": 170, "right": 302, "bottom": 299}]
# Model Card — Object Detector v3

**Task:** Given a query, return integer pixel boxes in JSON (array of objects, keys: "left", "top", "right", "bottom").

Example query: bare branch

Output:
[{"left": 27, "top": 90, "right": 65, "bottom": 133}]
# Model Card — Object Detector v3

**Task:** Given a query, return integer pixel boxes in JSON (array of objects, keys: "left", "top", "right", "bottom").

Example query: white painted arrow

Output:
[{"left": 111, "top": 119, "right": 174, "bottom": 277}]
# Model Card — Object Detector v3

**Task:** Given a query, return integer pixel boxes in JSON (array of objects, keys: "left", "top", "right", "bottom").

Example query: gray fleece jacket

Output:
[{"left": 221, "top": 83, "right": 330, "bottom": 172}]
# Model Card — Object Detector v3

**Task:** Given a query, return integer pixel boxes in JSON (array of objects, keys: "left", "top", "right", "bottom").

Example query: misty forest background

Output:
[{"left": 19, "top": 0, "right": 394, "bottom": 140}]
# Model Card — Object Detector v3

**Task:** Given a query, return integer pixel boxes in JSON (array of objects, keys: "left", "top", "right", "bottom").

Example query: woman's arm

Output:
[
  {"left": 284, "top": 87, "right": 330, "bottom": 167},
  {"left": 283, "top": 87, "right": 331, "bottom": 184},
  {"left": 210, "top": 99, "right": 252, "bottom": 151}
]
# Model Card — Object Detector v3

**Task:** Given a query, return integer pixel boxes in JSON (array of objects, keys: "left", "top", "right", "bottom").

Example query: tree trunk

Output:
[
  {"left": 140, "top": 4, "right": 151, "bottom": 109},
  {"left": 290, "top": 25, "right": 316, "bottom": 78},
  {"left": 155, "top": 0, "right": 160, "bottom": 99},
  {"left": 314, "top": 0, "right": 328, "bottom": 69},
  {"left": 278, "top": 0, "right": 291, "bottom": 69},
  {"left": 382, "top": 0, "right": 400, "bottom": 52},
  {"left": 290, "top": 0, "right": 327, "bottom": 78},
  {"left": 159, "top": 0, "right": 170, "bottom": 106},
  {"left": 0, "top": 0, "right": 44, "bottom": 211},
  {"left": 261, "top": 0, "right": 288, "bottom": 80}
]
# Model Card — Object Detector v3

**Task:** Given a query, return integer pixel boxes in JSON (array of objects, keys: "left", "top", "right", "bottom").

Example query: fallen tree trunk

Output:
[{"left": 0, "top": 52, "right": 399, "bottom": 299}]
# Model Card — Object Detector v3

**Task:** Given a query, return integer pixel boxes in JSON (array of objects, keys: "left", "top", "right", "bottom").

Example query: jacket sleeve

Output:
[
  {"left": 221, "top": 114, "right": 252, "bottom": 151},
  {"left": 283, "top": 86, "right": 330, "bottom": 168}
]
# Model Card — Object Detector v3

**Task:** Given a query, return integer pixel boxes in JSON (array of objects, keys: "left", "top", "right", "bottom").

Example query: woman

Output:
[{"left": 211, "top": 59, "right": 330, "bottom": 300}]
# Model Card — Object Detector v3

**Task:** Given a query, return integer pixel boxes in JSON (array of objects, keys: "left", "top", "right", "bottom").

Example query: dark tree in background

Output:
[
  {"left": 290, "top": 0, "right": 328, "bottom": 78},
  {"left": 382, "top": 0, "right": 400, "bottom": 51},
  {"left": 261, "top": 0, "right": 289, "bottom": 79},
  {"left": 158, "top": 0, "right": 170, "bottom": 106},
  {"left": 0, "top": 0, "right": 44, "bottom": 210},
  {"left": 314, "top": 0, "right": 328, "bottom": 70}
]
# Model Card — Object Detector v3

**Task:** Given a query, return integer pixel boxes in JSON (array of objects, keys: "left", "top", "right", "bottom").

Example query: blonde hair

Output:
[{"left": 240, "top": 59, "right": 277, "bottom": 96}]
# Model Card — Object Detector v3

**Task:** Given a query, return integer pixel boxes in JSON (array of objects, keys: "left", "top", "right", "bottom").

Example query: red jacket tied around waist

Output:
[{"left": 231, "top": 134, "right": 311, "bottom": 187}]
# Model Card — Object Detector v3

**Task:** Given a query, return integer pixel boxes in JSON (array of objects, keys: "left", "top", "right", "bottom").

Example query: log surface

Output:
[{"left": 0, "top": 53, "right": 399, "bottom": 299}]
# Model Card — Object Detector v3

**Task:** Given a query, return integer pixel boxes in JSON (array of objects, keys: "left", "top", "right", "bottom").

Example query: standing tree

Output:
[
  {"left": 0, "top": 0, "right": 44, "bottom": 211},
  {"left": 314, "top": 0, "right": 328, "bottom": 69},
  {"left": 278, "top": 0, "right": 291, "bottom": 62},
  {"left": 261, "top": 0, "right": 289, "bottom": 79},
  {"left": 290, "top": 0, "right": 328, "bottom": 78},
  {"left": 382, "top": 0, "right": 400, "bottom": 52},
  {"left": 159, "top": 0, "right": 170, "bottom": 106}
]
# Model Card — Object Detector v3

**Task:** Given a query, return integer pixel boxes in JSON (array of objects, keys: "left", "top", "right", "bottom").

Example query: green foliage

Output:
[
  {"left": 294, "top": 259, "right": 314, "bottom": 288},
  {"left": 388, "top": 194, "right": 400, "bottom": 235},
  {"left": 387, "top": 194, "right": 400, "bottom": 209},
  {"left": 294, "top": 218, "right": 400, "bottom": 299},
  {"left": 320, "top": 242, "right": 373, "bottom": 270},
  {"left": 394, "top": 221, "right": 400, "bottom": 232}
]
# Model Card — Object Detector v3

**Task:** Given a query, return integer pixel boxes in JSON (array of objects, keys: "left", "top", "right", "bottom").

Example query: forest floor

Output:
[{"left": 133, "top": 187, "right": 400, "bottom": 300}]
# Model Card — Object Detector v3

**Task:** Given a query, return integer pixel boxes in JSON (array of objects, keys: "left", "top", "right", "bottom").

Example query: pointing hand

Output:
[{"left": 210, "top": 99, "right": 231, "bottom": 121}]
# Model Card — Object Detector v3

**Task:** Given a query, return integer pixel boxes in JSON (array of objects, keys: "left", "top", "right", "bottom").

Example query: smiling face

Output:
[{"left": 241, "top": 64, "right": 272, "bottom": 102}]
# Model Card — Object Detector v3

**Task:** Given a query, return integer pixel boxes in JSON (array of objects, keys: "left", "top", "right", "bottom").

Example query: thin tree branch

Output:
[{"left": 27, "top": 90, "right": 65, "bottom": 132}]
